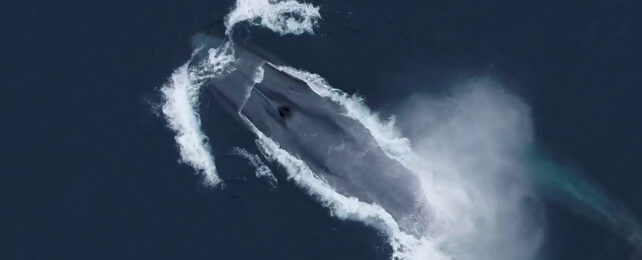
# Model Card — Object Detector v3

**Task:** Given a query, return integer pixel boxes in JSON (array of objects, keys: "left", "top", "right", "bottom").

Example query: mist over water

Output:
[
  {"left": 394, "top": 83, "right": 543, "bottom": 259},
  {"left": 225, "top": 0, "right": 321, "bottom": 36}
]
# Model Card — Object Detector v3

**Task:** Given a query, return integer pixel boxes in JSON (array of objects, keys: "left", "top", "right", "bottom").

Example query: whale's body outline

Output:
[{"left": 192, "top": 34, "right": 428, "bottom": 234}]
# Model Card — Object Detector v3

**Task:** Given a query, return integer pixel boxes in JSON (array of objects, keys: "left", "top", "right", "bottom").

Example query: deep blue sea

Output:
[{"left": 2, "top": 0, "right": 642, "bottom": 259}]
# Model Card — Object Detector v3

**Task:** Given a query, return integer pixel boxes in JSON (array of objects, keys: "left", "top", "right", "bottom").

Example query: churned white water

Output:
[
  {"left": 160, "top": 42, "right": 236, "bottom": 186},
  {"left": 224, "top": 0, "right": 321, "bottom": 36}
]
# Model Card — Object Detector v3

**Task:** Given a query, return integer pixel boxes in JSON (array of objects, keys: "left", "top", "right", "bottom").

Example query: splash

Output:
[
  {"left": 224, "top": 0, "right": 321, "bottom": 36},
  {"left": 189, "top": 42, "right": 237, "bottom": 84},
  {"left": 159, "top": 41, "right": 236, "bottom": 186},
  {"left": 395, "top": 84, "right": 543, "bottom": 259},
  {"left": 160, "top": 64, "right": 220, "bottom": 185}
]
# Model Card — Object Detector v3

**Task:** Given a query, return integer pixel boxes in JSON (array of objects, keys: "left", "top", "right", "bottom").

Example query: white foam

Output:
[
  {"left": 189, "top": 42, "right": 237, "bottom": 84},
  {"left": 225, "top": 0, "right": 321, "bottom": 36},
  {"left": 161, "top": 64, "right": 220, "bottom": 185},
  {"left": 253, "top": 65, "right": 265, "bottom": 84},
  {"left": 160, "top": 44, "right": 237, "bottom": 186},
  {"left": 232, "top": 147, "right": 277, "bottom": 186}
]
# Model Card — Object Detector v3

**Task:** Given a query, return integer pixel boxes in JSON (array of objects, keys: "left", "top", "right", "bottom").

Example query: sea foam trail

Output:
[
  {"left": 160, "top": 64, "right": 220, "bottom": 185},
  {"left": 160, "top": 43, "right": 236, "bottom": 186},
  {"left": 232, "top": 147, "right": 277, "bottom": 187}
]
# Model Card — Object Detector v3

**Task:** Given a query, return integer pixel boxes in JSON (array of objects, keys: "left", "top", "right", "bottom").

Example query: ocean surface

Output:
[{"left": 3, "top": 0, "right": 642, "bottom": 259}]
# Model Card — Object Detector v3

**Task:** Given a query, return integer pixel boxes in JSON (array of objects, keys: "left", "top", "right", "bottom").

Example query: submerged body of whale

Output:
[{"left": 192, "top": 34, "right": 427, "bottom": 233}]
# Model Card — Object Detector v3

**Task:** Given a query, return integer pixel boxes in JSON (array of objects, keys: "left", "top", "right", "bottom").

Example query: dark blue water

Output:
[{"left": 2, "top": 0, "right": 641, "bottom": 259}]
